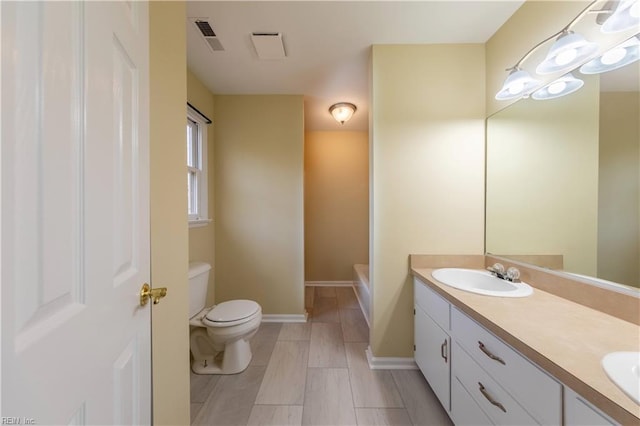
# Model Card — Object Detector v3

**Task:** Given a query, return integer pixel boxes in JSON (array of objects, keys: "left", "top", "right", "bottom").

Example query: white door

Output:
[{"left": 1, "top": 1, "right": 151, "bottom": 424}]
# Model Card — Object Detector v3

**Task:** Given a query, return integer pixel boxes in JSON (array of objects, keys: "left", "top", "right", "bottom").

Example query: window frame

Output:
[{"left": 187, "top": 105, "right": 211, "bottom": 227}]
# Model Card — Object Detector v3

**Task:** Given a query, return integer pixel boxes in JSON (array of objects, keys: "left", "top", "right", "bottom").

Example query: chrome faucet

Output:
[{"left": 486, "top": 263, "right": 521, "bottom": 283}]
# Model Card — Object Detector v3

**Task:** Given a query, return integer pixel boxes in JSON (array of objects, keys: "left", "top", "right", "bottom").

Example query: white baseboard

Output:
[
  {"left": 305, "top": 281, "right": 353, "bottom": 287},
  {"left": 365, "top": 346, "right": 418, "bottom": 370},
  {"left": 261, "top": 313, "right": 308, "bottom": 323}
]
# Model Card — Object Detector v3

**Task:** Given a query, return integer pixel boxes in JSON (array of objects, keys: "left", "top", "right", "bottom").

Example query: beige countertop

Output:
[{"left": 412, "top": 267, "right": 640, "bottom": 425}]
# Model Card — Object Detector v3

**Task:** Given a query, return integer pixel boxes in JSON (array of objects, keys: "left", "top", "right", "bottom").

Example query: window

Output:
[{"left": 187, "top": 105, "right": 210, "bottom": 227}]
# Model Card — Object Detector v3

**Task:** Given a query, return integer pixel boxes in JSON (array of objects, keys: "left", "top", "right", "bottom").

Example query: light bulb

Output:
[
  {"left": 508, "top": 81, "right": 525, "bottom": 95},
  {"left": 601, "top": 46, "right": 627, "bottom": 64},
  {"left": 555, "top": 48, "right": 578, "bottom": 65},
  {"left": 548, "top": 81, "right": 567, "bottom": 95}
]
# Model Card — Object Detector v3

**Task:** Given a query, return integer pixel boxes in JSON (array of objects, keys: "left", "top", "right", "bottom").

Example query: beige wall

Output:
[
  {"left": 187, "top": 70, "right": 216, "bottom": 305},
  {"left": 370, "top": 45, "right": 486, "bottom": 357},
  {"left": 149, "top": 2, "right": 190, "bottom": 425},
  {"left": 214, "top": 95, "right": 305, "bottom": 315},
  {"left": 598, "top": 92, "right": 640, "bottom": 287},
  {"left": 485, "top": 77, "right": 600, "bottom": 276},
  {"left": 304, "top": 131, "right": 369, "bottom": 281}
]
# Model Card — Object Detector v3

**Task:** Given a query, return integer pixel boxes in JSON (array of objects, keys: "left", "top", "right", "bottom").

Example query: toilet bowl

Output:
[{"left": 188, "top": 262, "right": 262, "bottom": 375}]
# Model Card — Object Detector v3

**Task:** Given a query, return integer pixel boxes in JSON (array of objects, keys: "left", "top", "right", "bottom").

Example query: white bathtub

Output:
[{"left": 352, "top": 264, "right": 370, "bottom": 327}]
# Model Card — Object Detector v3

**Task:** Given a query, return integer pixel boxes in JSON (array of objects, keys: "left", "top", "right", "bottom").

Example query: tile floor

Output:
[{"left": 190, "top": 286, "right": 452, "bottom": 426}]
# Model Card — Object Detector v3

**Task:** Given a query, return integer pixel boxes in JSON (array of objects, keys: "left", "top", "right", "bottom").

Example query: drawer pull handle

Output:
[
  {"left": 441, "top": 339, "right": 448, "bottom": 363},
  {"left": 478, "top": 341, "right": 506, "bottom": 365},
  {"left": 478, "top": 382, "right": 507, "bottom": 413}
]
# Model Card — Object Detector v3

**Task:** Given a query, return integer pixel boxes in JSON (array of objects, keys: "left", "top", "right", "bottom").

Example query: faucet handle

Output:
[
  {"left": 506, "top": 267, "right": 521, "bottom": 283},
  {"left": 489, "top": 263, "right": 505, "bottom": 274}
]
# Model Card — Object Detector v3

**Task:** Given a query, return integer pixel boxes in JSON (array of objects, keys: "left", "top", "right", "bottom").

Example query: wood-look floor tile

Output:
[
  {"left": 345, "top": 343, "right": 404, "bottom": 408},
  {"left": 193, "top": 366, "right": 266, "bottom": 426},
  {"left": 315, "top": 286, "right": 337, "bottom": 298},
  {"left": 305, "top": 287, "right": 315, "bottom": 309},
  {"left": 250, "top": 337, "right": 278, "bottom": 366},
  {"left": 355, "top": 408, "right": 413, "bottom": 426},
  {"left": 254, "top": 322, "right": 283, "bottom": 340},
  {"left": 391, "top": 370, "right": 452, "bottom": 426},
  {"left": 311, "top": 297, "right": 340, "bottom": 323},
  {"left": 255, "top": 341, "right": 309, "bottom": 405},
  {"left": 340, "top": 309, "right": 369, "bottom": 343},
  {"left": 309, "top": 322, "right": 347, "bottom": 368},
  {"left": 247, "top": 405, "right": 303, "bottom": 426},
  {"left": 278, "top": 323, "right": 312, "bottom": 341},
  {"left": 302, "top": 368, "right": 357, "bottom": 426},
  {"left": 190, "top": 403, "right": 203, "bottom": 425},
  {"left": 336, "top": 287, "right": 359, "bottom": 309},
  {"left": 190, "top": 371, "right": 220, "bottom": 403}
]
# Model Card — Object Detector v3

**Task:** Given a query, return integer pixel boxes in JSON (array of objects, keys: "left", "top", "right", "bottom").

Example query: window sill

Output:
[{"left": 189, "top": 218, "right": 213, "bottom": 228}]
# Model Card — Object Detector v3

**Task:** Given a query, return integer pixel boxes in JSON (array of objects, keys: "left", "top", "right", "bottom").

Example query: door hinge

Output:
[
  {"left": 413, "top": 344, "right": 416, "bottom": 351},
  {"left": 413, "top": 308, "right": 415, "bottom": 315}
]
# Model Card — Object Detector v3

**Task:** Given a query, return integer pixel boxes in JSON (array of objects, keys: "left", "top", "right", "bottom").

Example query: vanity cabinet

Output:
[
  {"left": 414, "top": 279, "right": 451, "bottom": 411},
  {"left": 414, "top": 277, "right": 562, "bottom": 426},
  {"left": 565, "top": 388, "right": 617, "bottom": 426}
]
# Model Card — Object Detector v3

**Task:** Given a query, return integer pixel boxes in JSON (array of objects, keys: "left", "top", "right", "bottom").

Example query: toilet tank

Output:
[{"left": 188, "top": 262, "right": 211, "bottom": 318}]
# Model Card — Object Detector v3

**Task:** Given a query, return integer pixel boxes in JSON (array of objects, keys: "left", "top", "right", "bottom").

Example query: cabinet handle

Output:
[
  {"left": 478, "top": 382, "right": 507, "bottom": 413},
  {"left": 478, "top": 341, "right": 505, "bottom": 365},
  {"left": 441, "top": 339, "right": 448, "bottom": 363}
]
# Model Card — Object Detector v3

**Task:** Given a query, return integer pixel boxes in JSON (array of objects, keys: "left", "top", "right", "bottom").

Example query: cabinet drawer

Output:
[
  {"left": 451, "top": 376, "right": 493, "bottom": 426},
  {"left": 453, "top": 342, "right": 537, "bottom": 426},
  {"left": 414, "top": 278, "right": 450, "bottom": 331},
  {"left": 451, "top": 307, "right": 561, "bottom": 425}
]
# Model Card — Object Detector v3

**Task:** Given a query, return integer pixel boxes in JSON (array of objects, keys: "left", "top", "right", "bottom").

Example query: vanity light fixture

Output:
[
  {"left": 495, "top": 1, "right": 599, "bottom": 100},
  {"left": 329, "top": 102, "right": 357, "bottom": 125},
  {"left": 580, "top": 35, "right": 640, "bottom": 73},
  {"left": 531, "top": 73, "right": 584, "bottom": 100},
  {"left": 601, "top": 0, "right": 640, "bottom": 33}
]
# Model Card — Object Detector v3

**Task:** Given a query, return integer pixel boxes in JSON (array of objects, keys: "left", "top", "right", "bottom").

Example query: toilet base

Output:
[{"left": 191, "top": 331, "right": 253, "bottom": 375}]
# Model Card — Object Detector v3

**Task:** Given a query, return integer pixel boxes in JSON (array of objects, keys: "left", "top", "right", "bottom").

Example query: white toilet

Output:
[{"left": 188, "top": 262, "right": 262, "bottom": 375}]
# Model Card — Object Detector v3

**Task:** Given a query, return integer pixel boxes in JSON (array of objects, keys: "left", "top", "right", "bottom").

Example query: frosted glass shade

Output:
[
  {"left": 329, "top": 102, "right": 357, "bottom": 124},
  {"left": 532, "top": 73, "right": 584, "bottom": 100},
  {"left": 495, "top": 69, "right": 541, "bottom": 100},
  {"left": 536, "top": 32, "right": 599, "bottom": 75},
  {"left": 601, "top": 0, "right": 640, "bottom": 33},
  {"left": 580, "top": 36, "right": 640, "bottom": 74}
]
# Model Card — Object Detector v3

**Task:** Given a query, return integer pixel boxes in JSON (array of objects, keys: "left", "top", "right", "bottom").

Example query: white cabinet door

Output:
[
  {"left": 565, "top": 388, "right": 617, "bottom": 426},
  {"left": 415, "top": 305, "right": 451, "bottom": 411}
]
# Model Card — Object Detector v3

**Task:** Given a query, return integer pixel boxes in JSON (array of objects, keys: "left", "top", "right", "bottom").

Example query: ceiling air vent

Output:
[
  {"left": 250, "top": 32, "right": 286, "bottom": 60},
  {"left": 193, "top": 19, "right": 224, "bottom": 52}
]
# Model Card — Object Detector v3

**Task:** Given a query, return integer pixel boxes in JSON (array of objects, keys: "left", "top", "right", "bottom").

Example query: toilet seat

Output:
[{"left": 203, "top": 300, "right": 261, "bottom": 328}]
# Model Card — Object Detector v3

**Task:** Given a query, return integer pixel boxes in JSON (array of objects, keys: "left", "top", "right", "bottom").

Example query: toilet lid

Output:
[{"left": 204, "top": 300, "right": 260, "bottom": 324}]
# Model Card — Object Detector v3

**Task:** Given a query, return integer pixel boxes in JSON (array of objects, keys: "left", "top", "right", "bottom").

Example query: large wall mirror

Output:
[{"left": 486, "top": 60, "right": 640, "bottom": 290}]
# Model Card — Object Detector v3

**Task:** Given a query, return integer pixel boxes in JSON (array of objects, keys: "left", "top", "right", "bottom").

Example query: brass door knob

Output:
[{"left": 140, "top": 283, "right": 168, "bottom": 306}]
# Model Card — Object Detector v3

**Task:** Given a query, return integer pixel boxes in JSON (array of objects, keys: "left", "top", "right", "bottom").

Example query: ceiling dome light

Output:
[
  {"left": 580, "top": 36, "right": 640, "bottom": 74},
  {"left": 536, "top": 31, "right": 599, "bottom": 75},
  {"left": 495, "top": 68, "right": 541, "bottom": 100},
  {"left": 329, "top": 102, "right": 357, "bottom": 125},
  {"left": 532, "top": 73, "right": 584, "bottom": 100},
  {"left": 602, "top": 0, "right": 640, "bottom": 33}
]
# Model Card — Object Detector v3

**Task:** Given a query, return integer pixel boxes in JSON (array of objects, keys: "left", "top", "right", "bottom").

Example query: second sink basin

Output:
[
  {"left": 602, "top": 352, "right": 640, "bottom": 404},
  {"left": 431, "top": 268, "right": 533, "bottom": 298}
]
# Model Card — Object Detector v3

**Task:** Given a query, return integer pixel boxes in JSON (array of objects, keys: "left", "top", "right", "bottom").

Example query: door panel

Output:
[{"left": 1, "top": 1, "right": 150, "bottom": 423}]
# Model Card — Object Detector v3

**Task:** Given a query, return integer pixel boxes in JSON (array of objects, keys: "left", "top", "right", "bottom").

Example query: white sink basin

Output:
[
  {"left": 431, "top": 268, "right": 533, "bottom": 298},
  {"left": 602, "top": 352, "right": 640, "bottom": 404}
]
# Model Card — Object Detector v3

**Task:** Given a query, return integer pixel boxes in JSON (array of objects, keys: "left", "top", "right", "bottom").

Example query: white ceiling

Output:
[{"left": 186, "top": 1, "right": 525, "bottom": 131}]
